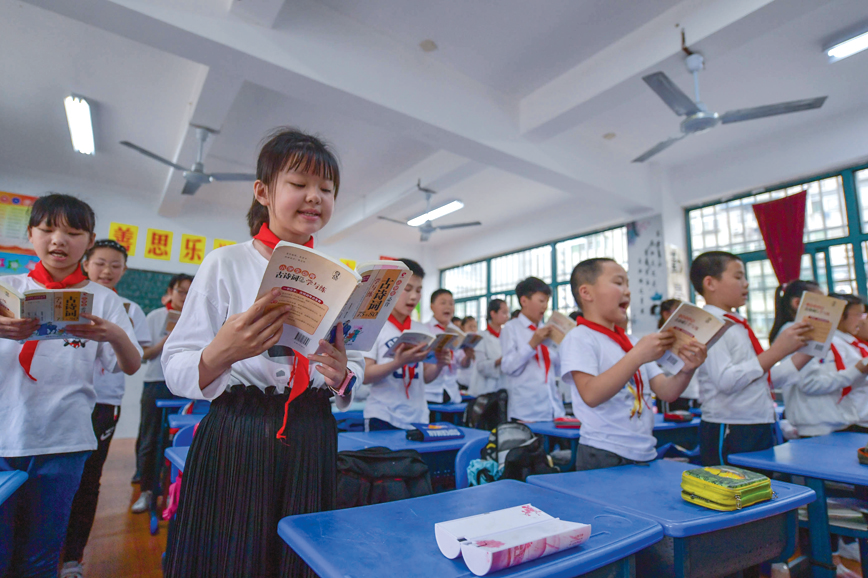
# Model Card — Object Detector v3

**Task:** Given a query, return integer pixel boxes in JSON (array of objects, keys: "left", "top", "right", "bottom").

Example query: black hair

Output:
[
  {"left": 430, "top": 288, "right": 453, "bottom": 305},
  {"left": 451, "top": 316, "right": 461, "bottom": 325},
  {"left": 168, "top": 273, "right": 194, "bottom": 291},
  {"left": 397, "top": 258, "right": 425, "bottom": 279},
  {"left": 831, "top": 293, "right": 864, "bottom": 323},
  {"left": 247, "top": 128, "right": 341, "bottom": 237},
  {"left": 84, "top": 239, "right": 128, "bottom": 263},
  {"left": 569, "top": 310, "right": 581, "bottom": 321},
  {"left": 657, "top": 298, "right": 681, "bottom": 329},
  {"left": 461, "top": 316, "right": 476, "bottom": 324},
  {"left": 570, "top": 258, "right": 618, "bottom": 308},
  {"left": 515, "top": 276, "right": 552, "bottom": 301},
  {"left": 769, "top": 280, "right": 821, "bottom": 342},
  {"left": 487, "top": 298, "right": 506, "bottom": 322},
  {"left": 510, "top": 309, "right": 521, "bottom": 319},
  {"left": 29, "top": 193, "right": 95, "bottom": 234},
  {"left": 689, "top": 251, "right": 742, "bottom": 295}
]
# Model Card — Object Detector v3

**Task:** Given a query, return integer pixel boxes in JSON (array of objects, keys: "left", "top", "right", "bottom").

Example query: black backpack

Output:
[
  {"left": 479, "top": 422, "right": 559, "bottom": 483},
  {"left": 463, "top": 389, "right": 508, "bottom": 430},
  {"left": 336, "top": 447, "right": 433, "bottom": 509}
]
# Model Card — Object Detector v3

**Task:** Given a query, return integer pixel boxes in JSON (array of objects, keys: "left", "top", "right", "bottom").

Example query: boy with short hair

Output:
[
  {"left": 690, "top": 251, "right": 811, "bottom": 465},
  {"left": 560, "top": 258, "right": 707, "bottom": 470},
  {"left": 425, "top": 289, "right": 473, "bottom": 404},
  {"left": 500, "top": 277, "right": 565, "bottom": 422}
]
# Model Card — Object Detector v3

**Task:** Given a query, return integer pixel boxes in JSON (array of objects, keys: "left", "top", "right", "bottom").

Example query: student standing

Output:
[
  {"left": 456, "top": 316, "right": 477, "bottom": 391},
  {"left": 161, "top": 129, "right": 361, "bottom": 577},
  {"left": 425, "top": 289, "right": 473, "bottom": 403},
  {"left": 690, "top": 251, "right": 811, "bottom": 466},
  {"left": 0, "top": 194, "right": 141, "bottom": 578},
  {"left": 560, "top": 259, "right": 707, "bottom": 470},
  {"left": 470, "top": 299, "right": 508, "bottom": 396},
  {"left": 500, "top": 277, "right": 565, "bottom": 422}
]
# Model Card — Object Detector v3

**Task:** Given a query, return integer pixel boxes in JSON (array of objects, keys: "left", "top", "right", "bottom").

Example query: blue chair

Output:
[
  {"left": 454, "top": 435, "right": 490, "bottom": 489},
  {"left": 656, "top": 442, "right": 701, "bottom": 464},
  {"left": 173, "top": 425, "right": 196, "bottom": 448},
  {"left": 191, "top": 400, "right": 210, "bottom": 414}
]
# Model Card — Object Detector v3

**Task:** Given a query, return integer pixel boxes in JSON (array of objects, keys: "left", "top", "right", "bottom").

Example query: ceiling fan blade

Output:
[
  {"left": 120, "top": 141, "right": 187, "bottom": 171},
  {"left": 642, "top": 72, "right": 701, "bottom": 117},
  {"left": 377, "top": 216, "right": 410, "bottom": 226},
  {"left": 631, "top": 136, "right": 686, "bottom": 163},
  {"left": 209, "top": 172, "right": 257, "bottom": 182},
  {"left": 180, "top": 181, "right": 202, "bottom": 196},
  {"left": 720, "top": 96, "right": 827, "bottom": 124},
  {"left": 435, "top": 221, "right": 482, "bottom": 230}
]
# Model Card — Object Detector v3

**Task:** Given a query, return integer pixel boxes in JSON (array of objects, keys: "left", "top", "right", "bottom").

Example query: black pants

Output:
[
  {"left": 575, "top": 444, "right": 649, "bottom": 472},
  {"left": 137, "top": 381, "right": 177, "bottom": 492},
  {"left": 63, "top": 404, "right": 120, "bottom": 562},
  {"left": 699, "top": 420, "right": 775, "bottom": 466}
]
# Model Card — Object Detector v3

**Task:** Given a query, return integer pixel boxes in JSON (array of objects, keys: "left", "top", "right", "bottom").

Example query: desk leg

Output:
[
  {"left": 859, "top": 539, "right": 868, "bottom": 578},
  {"left": 567, "top": 439, "right": 578, "bottom": 472},
  {"left": 805, "top": 476, "right": 836, "bottom": 578}
]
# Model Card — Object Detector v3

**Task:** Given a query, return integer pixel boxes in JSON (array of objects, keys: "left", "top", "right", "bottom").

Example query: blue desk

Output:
[
  {"left": 155, "top": 399, "right": 190, "bottom": 410},
  {"left": 0, "top": 471, "right": 27, "bottom": 506},
  {"left": 332, "top": 409, "right": 364, "bottom": 432},
  {"left": 168, "top": 414, "right": 203, "bottom": 430},
  {"left": 653, "top": 413, "right": 700, "bottom": 450},
  {"left": 278, "top": 479, "right": 663, "bottom": 578},
  {"left": 729, "top": 436, "right": 868, "bottom": 578},
  {"left": 529, "top": 460, "right": 815, "bottom": 578},
  {"left": 527, "top": 422, "right": 581, "bottom": 472},
  {"left": 428, "top": 402, "right": 467, "bottom": 425}
]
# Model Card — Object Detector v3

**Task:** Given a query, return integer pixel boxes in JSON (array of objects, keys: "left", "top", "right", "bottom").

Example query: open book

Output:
[
  {"left": 256, "top": 242, "right": 409, "bottom": 358},
  {"left": 443, "top": 325, "right": 484, "bottom": 350},
  {"left": 544, "top": 311, "right": 574, "bottom": 346},
  {"left": 384, "top": 329, "right": 454, "bottom": 359},
  {"left": 657, "top": 302, "right": 728, "bottom": 375},
  {"left": 794, "top": 291, "right": 847, "bottom": 357},
  {"left": 0, "top": 281, "right": 93, "bottom": 341},
  {"left": 435, "top": 504, "right": 591, "bottom": 576}
]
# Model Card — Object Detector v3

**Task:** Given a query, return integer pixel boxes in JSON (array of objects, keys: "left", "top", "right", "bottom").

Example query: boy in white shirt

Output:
[
  {"left": 690, "top": 251, "right": 811, "bottom": 465},
  {"left": 560, "top": 258, "right": 707, "bottom": 470},
  {"left": 500, "top": 277, "right": 565, "bottom": 422},
  {"left": 425, "top": 289, "right": 473, "bottom": 404},
  {"left": 456, "top": 316, "right": 477, "bottom": 390},
  {"left": 471, "top": 298, "right": 508, "bottom": 396}
]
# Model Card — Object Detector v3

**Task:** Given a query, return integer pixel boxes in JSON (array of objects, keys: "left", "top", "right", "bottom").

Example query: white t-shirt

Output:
[
  {"left": 161, "top": 241, "right": 363, "bottom": 410},
  {"left": 560, "top": 325, "right": 662, "bottom": 462},
  {"left": 470, "top": 329, "right": 502, "bottom": 396},
  {"left": 363, "top": 320, "right": 428, "bottom": 429},
  {"left": 144, "top": 307, "right": 170, "bottom": 382},
  {"left": 93, "top": 297, "right": 151, "bottom": 405},
  {"left": 423, "top": 320, "right": 463, "bottom": 403},
  {"left": 0, "top": 275, "right": 141, "bottom": 456}
]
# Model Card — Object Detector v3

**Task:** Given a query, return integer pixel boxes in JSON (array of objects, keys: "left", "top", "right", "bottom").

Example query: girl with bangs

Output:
[{"left": 162, "top": 128, "right": 361, "bottom": 577}]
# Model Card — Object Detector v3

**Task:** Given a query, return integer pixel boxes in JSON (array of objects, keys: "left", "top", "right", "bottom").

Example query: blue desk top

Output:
[
  {"left": 168, "top": 414, "right": 203, "bottom": 429},
  {"left": 527, "top": 421, "right": 582, "bottom": 439},
  {"left": 278, "top": 479, "right": 663, "bottom": 578},
  {"left": 156, "top": 398, "right": 190, "bottom": 409},
  {"left": 428, "top": 402, "right": 467, "bottom": 414},
  {"left": 528, "top": 460, "right": 815, "bottom": 538},
  {"left": 342, "top": 426, "right": 489, "bottom": 454},
  {"left": 653, "top": 413, "right": 701, "bottom": 431},
  {"left": 0, "top": 471, "right": 28, "bottom": 506},
  {"left": 332, "top": 410, "right": 364, "bottom": 421},
  {"left": 795, "top": 432, "right": 868, "bottom": 447},
  {"left": 729, "top": 438, "right": 868, "bottom": 486}
]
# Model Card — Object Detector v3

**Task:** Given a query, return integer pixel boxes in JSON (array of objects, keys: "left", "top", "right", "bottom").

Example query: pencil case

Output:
[
  {"left": 663, "top": 411, "right": 693, "bottom": 423},
  {"left": 681, "top": 466, "right": 773, "bottom": 511},
  {"left": 858, "top": 446, "right": 868, "bottom": 465}
]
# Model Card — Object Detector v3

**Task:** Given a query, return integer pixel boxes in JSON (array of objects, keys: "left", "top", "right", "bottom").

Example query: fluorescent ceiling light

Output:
[
  {"left": 63, "top": 95, "right": 95, "bottom": 155},
  {"left": 827, "top": 30, "right": 868, "bottom": 63},
  {"left": 407, "top": 200, "right": 464, "bottom": 227}
]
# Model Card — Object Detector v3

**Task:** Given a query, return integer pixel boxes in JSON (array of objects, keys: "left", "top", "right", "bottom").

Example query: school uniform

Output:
[
  {"left": 161, "top": 239, "right": 364, "bottom": 578},
  {"left": 424, "top": 320, "right": 463, "bottom": 404},
  {"left": 0, "top": 274, "right": 140, "bottom": 577},
  {"left": 456, "top": 357, "right": 475, "bottom": 389},
  {"left": 500, "top": 313, "right": 565, "bottom": 422},
  {"left": 561, "top": 323, "right": 662, "bottom": 469},
  {"left": 835, "top": 334, "right": 868, "bottom": 430},
  {"left": 695, "top": 306, "right": 799, "bottom": 466},
  {"left": 470, "top": 327, "right": 503, "bottom": 396},
  {"left": 363, "top": 318, "right": 428, "bottom": 429}
]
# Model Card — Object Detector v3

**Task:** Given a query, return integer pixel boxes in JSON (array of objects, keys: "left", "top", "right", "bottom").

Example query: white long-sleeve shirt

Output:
[
  {"left": 423, "top": 320, "right": 463, "bottom": 403},
  {"left": 470, "top": 328, "right": 502, "bottom": 396},
  {"left": 500, "top": 313, "right": 565, "bottom": 422},
  {"left": 161, "top": 241, "right": 362, "bottom": 409}
]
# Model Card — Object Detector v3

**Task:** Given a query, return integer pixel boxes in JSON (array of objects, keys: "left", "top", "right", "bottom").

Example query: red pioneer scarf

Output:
[{"left": 388, "top": 314, "right": 415, "bottom": 398}]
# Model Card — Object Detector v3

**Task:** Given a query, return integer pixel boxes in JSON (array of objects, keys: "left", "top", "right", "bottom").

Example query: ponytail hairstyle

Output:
[
  {"left": 769, "top": 279, "right": 821, "bottom": 343},
  {"left": 247, "top": 128, "right": 341, "bottom": 237},
  {"left": 487, "top": 298, "right": 506, "bottom": 322}
]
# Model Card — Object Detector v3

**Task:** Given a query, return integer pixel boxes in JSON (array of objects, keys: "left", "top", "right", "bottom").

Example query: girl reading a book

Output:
[
  {"left": 162, "top": 128, "right": 361, "bottom": 577},
  {"left": 0, "top": 194, "right": 141, "bottom": 578}
]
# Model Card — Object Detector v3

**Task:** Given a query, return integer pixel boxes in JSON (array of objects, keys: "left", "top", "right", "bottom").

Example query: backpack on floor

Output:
[
  {"left": 463, "top": 389, "right": 508, "bottom": 430},
  {"left": 479, "top": 422, "right": 558, "bottom": 483},
  {"left": 336, "top": 447, "right": 433, "bottom": 509}
]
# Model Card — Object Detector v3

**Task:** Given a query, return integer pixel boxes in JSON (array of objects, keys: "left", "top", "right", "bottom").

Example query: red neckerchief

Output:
[
  {"left": 254, "top": 223, "right": 315, "bottom": 440},
  {"left": 833, "top": 339, "right": 868, "bottom": 401},
  {"left": 486, "top": 325, "right": 500, "bottom": 338},
  {"left": 388, "top": 314, "right": 415, "bottom": 398},
  {"left": 575, "top": 316, "right": 648, "bottom": 416},
  {"left": 723, "top": 313, "right": 774, "bottom": 401},
  {"left": 19, "top": 262, "right": 88, "bottom": 381},
  {"left": 525, "top": 319, "right": 552, "bottom": 383},
  {"left": 166, "top": 302, "right": 174, "bottom": 311}
]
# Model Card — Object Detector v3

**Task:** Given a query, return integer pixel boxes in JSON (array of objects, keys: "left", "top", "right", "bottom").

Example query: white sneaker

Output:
[
  {"left": 60, "top": 561, "right": 83, "bottom": 578},
  {"left": 836, "top": 540, "right": 862, "bottom": 562},
  {"left": 836, "top": 563, "right": 860, "bottom": 578},
  {"left": 131, "top": 490, "right": 152, "bottom": 514}
]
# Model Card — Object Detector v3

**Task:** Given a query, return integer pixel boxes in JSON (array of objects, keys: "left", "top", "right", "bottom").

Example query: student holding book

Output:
[
  {"left": 0, "top": 194, "right": 142, "bottom": 578},
  {"left": 471, "top": 299, "right": 508, "bottom": 396},
  {"left": 425, "top": 289, "right": 473, "bottom": 403},
  {"left": 690, "top": 251, "right": 811, "bottom": 466},
  {"left": 161, "top": 129, "right": 362, "bottom": 578},
  {"left": 500, "top": 277, "right": 566, "bottom": 422},
  {"left": 768, "top": 280, "right": 821, "bottom": 343},
  {"left": 559, "top": 259, "right": 707, "bottom": 470},
  {"left": 131, "top": 272, "right": 192, "bottom": 514},
  {"left": 456, "top": 316, "right": 478, "bottom": 390}
]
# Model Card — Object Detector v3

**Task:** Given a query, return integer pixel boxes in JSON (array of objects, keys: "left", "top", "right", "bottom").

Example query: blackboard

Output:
[{"left": 117, "top": 268, "right": 174, "bottom": 315}]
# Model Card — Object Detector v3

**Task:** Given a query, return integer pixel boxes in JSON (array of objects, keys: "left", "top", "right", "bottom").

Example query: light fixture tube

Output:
[
  {"left": 64, "top": 95, "right": 95, "bottom": 155},
  {"left": 407, "top": 200, "right": 464, "bottom": 227},
  {"left": 827, "top": 30, "right": 868, "bottom": 63}
]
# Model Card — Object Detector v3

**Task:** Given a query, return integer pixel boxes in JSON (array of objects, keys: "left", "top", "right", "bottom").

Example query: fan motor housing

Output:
[{"left": 681, "top": 111, "right": 720, "bottom": 134}]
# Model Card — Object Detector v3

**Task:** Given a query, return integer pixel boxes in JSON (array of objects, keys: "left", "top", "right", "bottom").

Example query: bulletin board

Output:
[
  {"left": 0, "top": 192, "right": 39, "bottom": 276},
  {"left": 116, "top": 268, "right": 175, "bottom": 315}
]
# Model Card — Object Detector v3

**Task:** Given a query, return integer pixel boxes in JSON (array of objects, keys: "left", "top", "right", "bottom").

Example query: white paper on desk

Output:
[{"left": 434, "top": 504, "right": 552, "bottom": 559}]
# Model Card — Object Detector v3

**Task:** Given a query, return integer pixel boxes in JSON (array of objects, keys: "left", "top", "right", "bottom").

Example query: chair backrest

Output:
[
  {"left": 191, "top": 401, "right": 210, "bottom": 415},
  {"left": 173, "top": 425, "right": 196, "bottom": 447},
  {"left": 454, "top": 436, "right": 489, "bottom": 489}
]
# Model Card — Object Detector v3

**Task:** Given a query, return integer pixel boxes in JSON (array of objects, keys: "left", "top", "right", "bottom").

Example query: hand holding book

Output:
[{"left": 0, "top": 316, "right": 39, "bottom": 341}]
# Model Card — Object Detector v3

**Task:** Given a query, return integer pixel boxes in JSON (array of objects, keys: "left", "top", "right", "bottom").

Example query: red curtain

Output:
[{"left": 752, "top": 191, "right": 807, "bottom": 285}]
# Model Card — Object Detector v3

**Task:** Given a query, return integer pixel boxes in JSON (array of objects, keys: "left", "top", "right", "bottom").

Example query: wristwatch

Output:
[{"left": 330, "top": 369, "right": 357, "bottom": 396}]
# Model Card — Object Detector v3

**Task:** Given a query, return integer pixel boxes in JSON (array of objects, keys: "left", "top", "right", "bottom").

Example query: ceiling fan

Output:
[
  {"left": 633, "top": 53, "right": 827, "bottom": 163},
  {"left": 120, "top": 125, "right": 256, "bottom": 196},
  {"left": 378, "top": 180, "right": 481, "bottom": 242}
]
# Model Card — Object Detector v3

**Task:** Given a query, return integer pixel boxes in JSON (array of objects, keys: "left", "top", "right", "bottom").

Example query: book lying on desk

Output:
[
  {"left": 657, "top": 302, "right": 729, "bottom": 375},
  {"left": 794, "top": 291, "right": 847, "bottom": 357},
  {"left": 435, "top": 504, "right": 591, "bottom": 576},
  {"left": 0, "top": 281, "right": 93, "bottom": 341},
  {"left": 256, "top": 242, "right": 409, "bottom": 358}
]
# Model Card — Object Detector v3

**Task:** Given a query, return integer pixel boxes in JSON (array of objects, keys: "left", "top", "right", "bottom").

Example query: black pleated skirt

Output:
[{"left": 163, "top": 385, "right": 336, "bottom": 578}]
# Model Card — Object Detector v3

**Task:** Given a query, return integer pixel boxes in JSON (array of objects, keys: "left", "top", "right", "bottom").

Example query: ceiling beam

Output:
[{"left": 228, "top": 0, "right": 287, "bottom": 28}]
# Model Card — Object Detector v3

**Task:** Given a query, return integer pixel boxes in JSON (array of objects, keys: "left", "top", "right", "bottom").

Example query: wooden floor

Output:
[{"left": 80, "top": 437, "right": 166, "bottom": 578}]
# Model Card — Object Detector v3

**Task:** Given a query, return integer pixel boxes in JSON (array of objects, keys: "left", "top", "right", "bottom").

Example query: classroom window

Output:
[
  {"left": 490, "top": 246, "right": 552, "bottom": 293},
  {"left": 856, "top": 168, "right": 868, "bottom": 232},
  {"left": 441, "top": 261, "right": 487, "bottom": 299},
  {"left": 555, "top": 228, "right": 628, "bottom": 282},
  {"left": 828, "top": 244, "right": 857, "bottom": 295}
]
